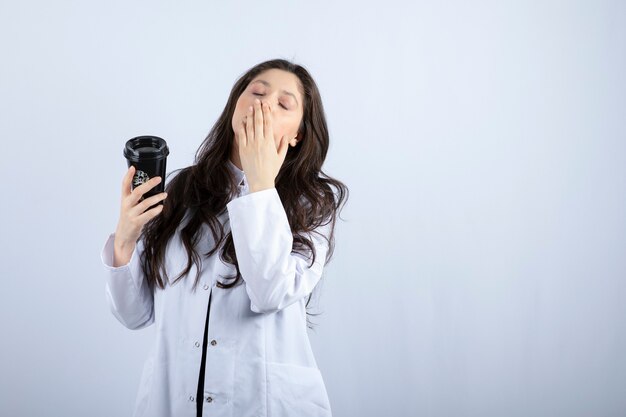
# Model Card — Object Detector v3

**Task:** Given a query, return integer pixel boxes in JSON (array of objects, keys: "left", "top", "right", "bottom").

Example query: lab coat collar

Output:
[{"left": 227, "top": 159, "right": 246, "bottom": 186}]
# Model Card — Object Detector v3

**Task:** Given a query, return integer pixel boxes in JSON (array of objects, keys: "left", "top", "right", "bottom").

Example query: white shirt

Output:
[{"left": 100, "top": 160, "right": 333, "bottom": 417}]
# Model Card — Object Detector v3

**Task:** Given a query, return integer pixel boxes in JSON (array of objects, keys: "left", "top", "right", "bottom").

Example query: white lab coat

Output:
[{"left": 100, "top": 160, "right": 333, "bottom": 417}]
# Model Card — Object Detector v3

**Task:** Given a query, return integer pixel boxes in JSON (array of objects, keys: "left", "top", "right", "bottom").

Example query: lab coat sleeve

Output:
[
  {"left": 226, "top": 187, "right": 331, "bottom": 314},
  {"left": 100, "top": 232, "right": 155, "bottom": 330}
]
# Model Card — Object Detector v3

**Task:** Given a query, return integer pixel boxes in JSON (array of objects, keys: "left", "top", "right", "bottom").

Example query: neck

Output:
[{"left": 230, "top": 146, "right": 243, "bottom": 171}]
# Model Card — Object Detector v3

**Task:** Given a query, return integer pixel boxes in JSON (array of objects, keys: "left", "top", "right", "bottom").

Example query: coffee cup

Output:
[{"left": 123, "top": 135, "right": 170, "bottom": 210}]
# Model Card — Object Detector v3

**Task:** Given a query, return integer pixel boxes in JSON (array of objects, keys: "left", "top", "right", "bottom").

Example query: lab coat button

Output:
[
  {"left": 206, "top": 396, "right": 213, "bottom": 403},
  {"left": 194, "top": 341, "right": 200, "bottom": 347},
  {"left": 203, "top": 283, "right": 209, "bottom": 290},
  {"left": 210, "top": 339, "right": 217, "bottom": 346},
  {"left": 189, "top": 395, "right": 195, "bottom": 402}
]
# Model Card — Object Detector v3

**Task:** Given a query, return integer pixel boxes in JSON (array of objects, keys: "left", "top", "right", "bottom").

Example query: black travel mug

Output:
[{"left": 123, "top": 135, "right": 170, "bottom": 210}]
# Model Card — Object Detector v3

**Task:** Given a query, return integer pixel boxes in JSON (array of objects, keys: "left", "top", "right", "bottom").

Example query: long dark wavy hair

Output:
[{"left": 138, "top": 58, "right": 348, "bottom": 324}]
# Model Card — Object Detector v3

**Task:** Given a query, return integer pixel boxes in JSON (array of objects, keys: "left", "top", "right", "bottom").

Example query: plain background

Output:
[{"left": 1, "top": 1, "right": 625, "bottom": 416}]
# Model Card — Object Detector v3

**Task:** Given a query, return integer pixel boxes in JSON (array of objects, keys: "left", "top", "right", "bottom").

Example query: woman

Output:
[{"left": 100, "top": 58, "right": 348, "bottom": 417}]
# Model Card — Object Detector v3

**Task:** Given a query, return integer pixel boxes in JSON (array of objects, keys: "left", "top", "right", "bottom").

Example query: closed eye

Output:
[{"left": 252, "top": 93, "right": 288, "bottom": 110}]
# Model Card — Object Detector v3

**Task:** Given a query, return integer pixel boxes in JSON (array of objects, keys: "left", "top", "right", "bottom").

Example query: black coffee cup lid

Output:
[{"left": 124, "top": 135, "right": 170, "bottom": 162}]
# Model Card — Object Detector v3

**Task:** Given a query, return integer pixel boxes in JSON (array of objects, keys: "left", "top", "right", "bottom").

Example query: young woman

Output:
[{"left": 100, "top": 59, "right": 348, "bottom": 417}]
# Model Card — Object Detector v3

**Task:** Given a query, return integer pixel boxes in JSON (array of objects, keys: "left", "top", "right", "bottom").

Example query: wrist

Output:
[
  {"left": 113, "top": 238, "right": 136, "bottom": 267},
  {"left": 114, "top": 234, "right": 136, "bottom": 252},
  {"left": 248, "top": 183, "right": 275, "bottom": 193}
]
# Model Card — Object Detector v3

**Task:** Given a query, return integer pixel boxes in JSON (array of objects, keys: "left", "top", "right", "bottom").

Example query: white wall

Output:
[{"left": 1, "top": 1, "right": 624, "bottom": 416}]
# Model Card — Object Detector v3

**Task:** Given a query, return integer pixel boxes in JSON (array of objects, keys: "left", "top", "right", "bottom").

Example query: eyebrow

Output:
[{"left": 250, "top": 79, "right": 299, "bottom": 107}]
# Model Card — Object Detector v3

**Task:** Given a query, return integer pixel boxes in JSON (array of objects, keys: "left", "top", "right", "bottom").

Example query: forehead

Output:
[{"left": 249, "top": 69, "right": 303, "bottom": 103}]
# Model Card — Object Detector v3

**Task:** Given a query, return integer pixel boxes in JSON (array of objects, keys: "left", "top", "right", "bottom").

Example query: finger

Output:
[
  {"left": 122, "top": 165, "right": 135, "bottom": 198},
  {"left": 246, "top": 105, "right": 254, "bottom": 144},
  {"left": 130, "top": 191, "right": 168, "bottom": 216},
  {"left": 136, "top": 203, "right": 164, "bottom": 224},
  {"left": 263, "top": 101, "right": 274, "bottom": 142},
  {"left": 130, "top": 176, "right": 162, "bottom": 205},
  {"left": 254, "top": 98, "right": 263, "bottom": 142}
]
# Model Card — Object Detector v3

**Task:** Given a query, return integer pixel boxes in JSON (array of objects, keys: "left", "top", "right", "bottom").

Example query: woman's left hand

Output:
[{"left": 236, "top": 98, "right": 290, "bottom": 193}]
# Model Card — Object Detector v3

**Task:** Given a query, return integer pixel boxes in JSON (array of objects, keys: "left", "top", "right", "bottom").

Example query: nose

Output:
[{"left": 257, "top": 93, "right": 278, "bottom": 110}]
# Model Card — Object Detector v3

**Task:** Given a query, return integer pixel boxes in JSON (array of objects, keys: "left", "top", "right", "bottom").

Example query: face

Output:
[{"left": 231, "top": 68, "right": 304, "bottom": 150}]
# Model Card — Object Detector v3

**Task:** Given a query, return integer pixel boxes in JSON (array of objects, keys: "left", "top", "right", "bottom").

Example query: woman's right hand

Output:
[{"left": 113, "top": 165, "right": 168, "bottom": 266}]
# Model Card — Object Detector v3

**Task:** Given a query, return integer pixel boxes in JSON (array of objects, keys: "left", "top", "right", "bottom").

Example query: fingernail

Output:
[
  {"left": 255, "top": 98, "right": 260, "bottom": 104},
  {"left": 248, "top": 105, "right": 253, "bottom": 112}
]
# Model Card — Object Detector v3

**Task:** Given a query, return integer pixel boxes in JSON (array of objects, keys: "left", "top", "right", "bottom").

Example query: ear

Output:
[{"left": 290, "top": 132, "right": 300, "bottom": 147}]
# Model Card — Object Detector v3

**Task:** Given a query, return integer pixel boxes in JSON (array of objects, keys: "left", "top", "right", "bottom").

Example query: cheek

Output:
[
  {"left": 236, "top": 100, "right": 246, "bottom": 116},
  {"left": 234, "top": 100, "right": 250, "bottom": 124},
  {"left": 236, "top": 97, "right": 252, "bottom": 114},
  {"left": 270, "top": 118, "right": 294, "bottom": 136},
  {"left": 271, "top": 123, "right": 288, "bottom": 144}
]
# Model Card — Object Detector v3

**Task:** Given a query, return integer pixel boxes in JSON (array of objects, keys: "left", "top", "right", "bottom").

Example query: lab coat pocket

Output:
[
  {"left": 266, "top": 362, "right": 332, "bottom": 417},
  {"left": 133, "top": 355, "right": 155, "bottom": 417}
]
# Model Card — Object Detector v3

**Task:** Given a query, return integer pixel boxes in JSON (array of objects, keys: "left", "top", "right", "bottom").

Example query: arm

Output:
[
  {"left": 100, "top": 233, "right": 155, "bottom": 330},
  {"left": 226, "top": 188, "right": 331, "bottom": 314}
]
